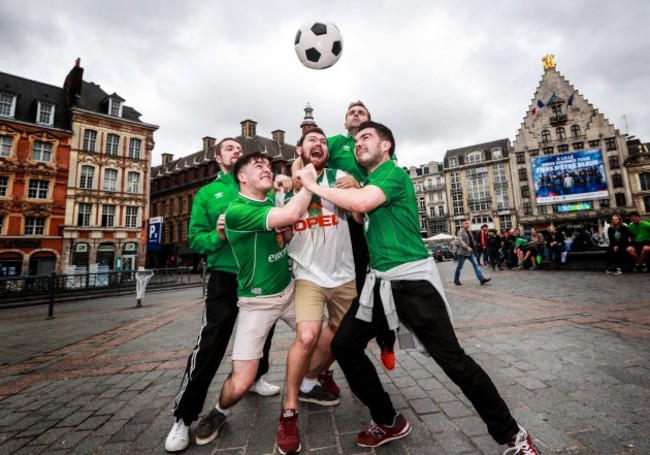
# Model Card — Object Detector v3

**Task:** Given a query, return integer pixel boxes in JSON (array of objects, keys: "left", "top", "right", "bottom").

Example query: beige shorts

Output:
[
  {"left": 232, "top": 281, "right": 297, "bottom": 361},
  {"left": 295, "top": 279, "right": 356, "bottom": 327}
]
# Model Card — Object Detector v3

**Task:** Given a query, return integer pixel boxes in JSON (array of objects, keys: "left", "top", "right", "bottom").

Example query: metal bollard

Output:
[{"left": 46, "top": 271, "right": 56, "bottom": 320}]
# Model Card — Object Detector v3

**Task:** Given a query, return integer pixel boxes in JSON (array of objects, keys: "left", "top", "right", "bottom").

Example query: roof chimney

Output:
[
  {"left": 241, "top": 119, "right": 257, "bottom": 138},
  {"left": 64, "top": 58, "right": 84, "bottom": 107},
  {"left": 161, "top": 153, "right": 174, "bottom": 166},
  {"left": 272, "top": 130, "right": 285, "bottom": 144},
  {"left": 202, "top": 136, "right": 216, "bottom": 152}
]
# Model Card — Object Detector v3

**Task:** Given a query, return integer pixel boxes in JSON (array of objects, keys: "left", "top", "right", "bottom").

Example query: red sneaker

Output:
[
  {"left": 380, "top": 348, "right": 395, "bottom": 370},
  {"left": 355, "top": 413, "right": 411, "bottom": 448},
  {"left": 317, "top": 370, "right": 340, "bottom": 396},
  {"left": 277, "top": 409, "right": 301, "bottom": 454},
  {"left": 503, "top": 426, "right": 541, "bottom": 455}
]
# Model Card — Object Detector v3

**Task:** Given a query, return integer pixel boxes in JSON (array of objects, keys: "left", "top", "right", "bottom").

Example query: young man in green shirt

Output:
[
  {"left": 625, "top": 211, "right": 650, "bottom": 272},
  {"left": 197, "top": 151, "right": 313, "bottom": 455},
  {"left": 165, "top": 139, "right": 281, "bottom": 453},
  {"left": 295, "top": 121, "right": 541, "bottom": 455}
]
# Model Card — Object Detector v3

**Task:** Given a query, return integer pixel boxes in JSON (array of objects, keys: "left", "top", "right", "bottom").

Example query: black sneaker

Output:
[
  {"left": 454, "top": 280, "right": 462, "bottom": 286},
  {"left": 298, "top": 384, "right": 340, "bottom": 406},
  {"left": 480, "top": 278, "right": 491, "bottom": 285},
  {"left": 195, "top": 408, "right": 227, "bottom": 445}
]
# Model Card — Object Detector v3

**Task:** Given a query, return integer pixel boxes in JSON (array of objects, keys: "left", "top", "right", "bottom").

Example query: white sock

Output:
[
  {"left": 215, "top": 403, "right": 230, "bottom": 416},
  {"left": 300, "top": 377, "right": 319, "bottom": 393}
]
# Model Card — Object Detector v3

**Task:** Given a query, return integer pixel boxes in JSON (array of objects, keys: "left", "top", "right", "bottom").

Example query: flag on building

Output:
[
  {"left": 547, "top": 91, "right": 557, "bottom": 104},
  {"left": 567, "top": 91, "right": 576, "bottom": 106},
  {"left": 531, "top": 99, "right": 545, "bottom": 115}
]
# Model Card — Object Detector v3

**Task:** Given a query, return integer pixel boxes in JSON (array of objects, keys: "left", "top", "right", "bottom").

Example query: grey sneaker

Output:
[
  {"left": 165, "top": 420, "right": 189, "bottom": 452},
  {"left": 195, "top": 408, "right": 227, "bottom": 445},
  {"left": 298, "top": 384, "right": 340, "bottom": 406}
]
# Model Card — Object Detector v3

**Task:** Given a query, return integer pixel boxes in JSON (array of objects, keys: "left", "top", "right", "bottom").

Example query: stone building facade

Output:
[{"left": 407, "top": 161, "right": 449, "bottom": 237}]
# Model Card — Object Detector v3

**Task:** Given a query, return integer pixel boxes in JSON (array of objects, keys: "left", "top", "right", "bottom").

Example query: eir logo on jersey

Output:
[{"left": 293, "top": 214, "right": 339, "bottom": 232}]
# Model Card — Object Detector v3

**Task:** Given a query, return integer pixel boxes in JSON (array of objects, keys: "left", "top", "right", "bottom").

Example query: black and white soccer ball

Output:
[{"left": 294, "top": 21, "right": 343, "bottom": 70}]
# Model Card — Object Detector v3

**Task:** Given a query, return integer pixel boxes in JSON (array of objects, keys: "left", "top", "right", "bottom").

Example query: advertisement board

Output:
[{"left": 532, "top": 149, "right": 608, "bottom": 204}]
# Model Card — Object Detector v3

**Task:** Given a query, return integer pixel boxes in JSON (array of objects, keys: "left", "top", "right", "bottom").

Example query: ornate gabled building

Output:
[
  {"left": 0, "top": 72, "right": 73, "bottom": 276},
  {"left": 62, "top": 59, "right": 158, "bottom": 272},
  {"left": 443, "top": 138, "right": 515, "bottom": 234},
  {"left": 511, "top": 55, "right": 635, "bottom": 233},
  {"left": 149, "top": 119, "right": 297, "bottom": 269},
  {"left": 407, "top": 161, "right": 449, "bottom": 237}
]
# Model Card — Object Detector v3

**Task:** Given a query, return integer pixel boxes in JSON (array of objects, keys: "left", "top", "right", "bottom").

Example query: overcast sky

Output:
[{"left": 2, "top": 0, "right": 649, "bottom": 168}]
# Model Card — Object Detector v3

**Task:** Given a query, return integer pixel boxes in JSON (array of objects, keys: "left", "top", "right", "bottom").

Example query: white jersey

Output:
[{"left": 276, "top": 168, "right": 355, "bottom": 288}]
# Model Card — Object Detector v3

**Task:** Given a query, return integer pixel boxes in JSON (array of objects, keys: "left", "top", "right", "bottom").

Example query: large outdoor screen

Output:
[{"left": 531, "top": 149, "right": 608, "bottom": 204}]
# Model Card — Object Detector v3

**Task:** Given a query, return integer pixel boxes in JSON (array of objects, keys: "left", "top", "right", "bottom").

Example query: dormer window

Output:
[
  {"left": 108, "top": 97, "right": 123, "bottom": 117},
  {"left": 0, "top": 93, "right": 17, "bottom": 117},
  {"left": 36, "top": 101, "right": 55, "bottom": 125},
  {"left": 448, "top": 157, "right": 458, "bottom": 168},
  {"left": 466, "top": 150, "right": 485, "bottom": 165}
]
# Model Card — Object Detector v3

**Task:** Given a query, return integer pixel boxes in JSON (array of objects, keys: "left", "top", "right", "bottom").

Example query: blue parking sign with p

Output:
[{"left": 148, "top": 217, "right": 162, "bottom": 251}]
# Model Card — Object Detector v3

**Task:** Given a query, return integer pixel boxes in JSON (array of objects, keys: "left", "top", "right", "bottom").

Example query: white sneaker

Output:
[
  {"left": 165, "top": 420, "right": 190, "bottom": 452},
  {"left": 250, "top": 378, "right": 281, "bottom": 396}
]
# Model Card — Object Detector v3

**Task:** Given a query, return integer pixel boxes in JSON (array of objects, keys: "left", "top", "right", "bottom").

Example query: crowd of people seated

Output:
[{"left": 455, "top": 212, "right": 649, "bottom": 274}]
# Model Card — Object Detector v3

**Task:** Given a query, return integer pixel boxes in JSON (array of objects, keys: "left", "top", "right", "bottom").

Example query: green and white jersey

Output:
[
  {"left": 225, "top": 194, "right": 291, "bottom": 298},
  {"left": 363, "top": 160, "right": 429, "bottom": 271},
  {"left": 327, "top": 134, "right": 399, "bottom": 186}
]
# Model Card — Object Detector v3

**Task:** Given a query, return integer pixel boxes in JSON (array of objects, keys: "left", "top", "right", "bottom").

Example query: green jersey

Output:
[
  {"left": 188, "top": 171, "right": 238, "bottom": 273},
  {"left": 327, "top": 134, "right": 367, "bottom": 184},
  {"left": 225, "top": 194, "right": 291, "bottom": 297},
  {"left": 628, "top": 220, "right": 650, "bottom": 242},
  {"left": 363, "top": 160, "right": 429, "bottom": 271}
]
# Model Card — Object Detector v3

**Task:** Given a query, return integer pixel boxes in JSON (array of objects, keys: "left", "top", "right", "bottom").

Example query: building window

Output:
[
  {"left": 515, "top": 152, "right": 525, "bottom": 164},
  {"left": 543, "top": 147, "right": 554, "bottom": 155},
  {"left": 612, "top": 174, "right": 623, "bottom": 188},
  {"left": 0, "top": 176, "right": 7, "bottom": 196},
  {"left": 615, "top": 193, "right": 626, "bottom": 207},
  {"left": 126, "top": 172, "right": 140, "bottom": 193},
  {"left": 187, "top": 195, "right": 193, "bottom": 211},
  {"left": 125, "top": 206, "right": 138, "bottom": 228},
  {"left": 539, "top": 205, "right": 547, "bottom": 214},
  {"left": 528, "top": 149, "right": 539, "bottom": 157},
  {"left": 518, "top": 168, "right": 528, "bottom": 181},
  {"left": 83, "top": 129, "right": 97, "bottom": 152},
  {"left": 101, "top": 205, "right": 116, "bottom": 227},
  {"left": 640, "top": 172, "right": 650, "bottom": 191},
  {"left": 599, "top": 198, "right": 610, "bottom": 208},
  {"left": 80, "top": 165, "right": 95, "bottom": 189},
  {"left": 521, "top": 185, "right": 530, "bottom": 198},
  {"left": 609, "top": 155, "right": 620, "bottom": 170},
  {"left": 0, "top": 215, "right": 3, "bottom": 234},
  {"left": 0, "top": 93, "right": 17, "bottom": 117},
  {"left": 106, "top": 134, "right": 120, "bottom": 156},
  {"left": 438, "top": 205, "right": 445, "bottom": 216},
  {"left": 557, "top": 145, "right": 569, "bottom": 153},
  {"left": 588, "top": 140, "right": 600, "bottom": 149},
  {"left": 78, "top": 203, "right": 92, "bottom": 226},
  {"left": 36, "top": 101, "right": 55, "bottom": 125},
  {"left": 556, "top": 127, "right": 566, "bottom": 141},
  {"left": 448, "top": 157, "right": 458, "bottom": 168},
  {"left": 32, "top": 141, "right": 53, "bottom": 161},
  {"left": 499, "top": 215, "right": 512, "bottom": 229},
  {"left": 108, "top": 98, "right": 123, "bottom": 117},
  {"left": 492, "top": 149, "right": 502, "bottom": 160},
  {"left": 644, "top": 196, "right": 650, "bottom": 213},
  {"left": 571, "top": 125, "right": 581, "bottom": 138},
  {"left": 128, "top": 138, "right": 142, "bottom": 159},
  {"left": 573, "top": 142, "right": 584, "bottom": 151},
  {"left": 429, "top": 207, "right": 436, "bottom": 217},
  {"left": 541, "top": 130, "right": 551, "bottom": 143},
  {"left": 523, "top": 202, "right": 532, "bottom": 215},
  {"left": 28, "top": 179, "right": 49, "bottom": 199},
  {"left": 25, "top": 217, "right": 45, "bottom": 235},
  {"left": 604, "top": 137, "right": 617, "bottom": 151},
  {"left": 452, "top": 193, "right": 464, "bottom": 216},
  {"left": 104, "top": 169, "right": 118, "bottom": 191},
  {"left": 0, "top": 135, "right": 13, "bottom": 157},
  {"left": 466, "top": 151, "right": 485, "bottom": 165}
]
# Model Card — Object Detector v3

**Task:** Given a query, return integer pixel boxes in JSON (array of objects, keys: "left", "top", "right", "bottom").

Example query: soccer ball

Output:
[{"left": 294, "top": 21, "right": 343, "bottom": 70}]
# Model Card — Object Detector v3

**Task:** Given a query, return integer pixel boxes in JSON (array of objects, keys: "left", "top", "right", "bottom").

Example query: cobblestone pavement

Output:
[{"left": 0, "top": 264, "right": 648, "bottom": 454}]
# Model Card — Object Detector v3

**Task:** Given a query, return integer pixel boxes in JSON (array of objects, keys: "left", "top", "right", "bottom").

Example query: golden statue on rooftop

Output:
[{"left": 542, "top": 54, "right": 556, "bottom": 70}]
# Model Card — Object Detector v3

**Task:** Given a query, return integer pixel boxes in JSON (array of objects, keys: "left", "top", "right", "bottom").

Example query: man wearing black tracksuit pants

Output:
[{"left": 165, "top": 138, "right": 279, "bottom": 452}]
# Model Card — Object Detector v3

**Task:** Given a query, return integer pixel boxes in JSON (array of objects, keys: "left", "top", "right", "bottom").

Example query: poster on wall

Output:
[{"left": 532, "top": 149, "right": 608, "bottom": 204}]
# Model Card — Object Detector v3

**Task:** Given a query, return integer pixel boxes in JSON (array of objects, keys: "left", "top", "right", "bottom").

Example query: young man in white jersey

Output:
[
  {"left": 194, "top": 152, "right": 313, "bottom": 454},
  {"left": 295, "top": 121, "right": 542, "bottom": 455},
  {"left": 276, "top": 129, "right": 360, "bottom": 427}
]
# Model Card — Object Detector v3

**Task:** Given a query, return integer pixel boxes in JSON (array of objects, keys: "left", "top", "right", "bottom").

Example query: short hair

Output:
[
  {"left": 356, "top": 120, "right": 396, "bottom": 156},
  {"left": 347, "top": 100, "right": 371, "bottom": 120},
  {"left": 232, "top": 151, "right": 270, "bottom": 185},
  {"left": 297, "top": 127, "right": 326, "bottom": 147},
  {"left": 460, "top": 218, "right": 468, "bottom": 223},
  {"left": 213, "top": 137, "right": 240, "bottom": 157},
  {"left": 630, "top": 211, "right": 640, "bottom": 217}
]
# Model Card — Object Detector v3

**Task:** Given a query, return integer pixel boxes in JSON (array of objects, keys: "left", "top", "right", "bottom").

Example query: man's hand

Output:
[
  {"left": 216, "top": 214, "right": 226, "bottom": 241},
  {"left": 334, "top": 174, "right": 360, "bottom": 189},
  {"left": 291, "top": 159, "right": 304, "bottom": 192},
  {"left": 295, "top": 164, "right": 318, "bottom": 190},
  {"left": 273, "top": 174, "right": 293, "bottom": 193}
]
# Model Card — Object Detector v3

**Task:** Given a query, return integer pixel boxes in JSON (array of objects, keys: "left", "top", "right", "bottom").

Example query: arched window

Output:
[
  {"left": 571, "top": 124, "right": 581, "bottom": 138},
  {"left": 541, "top": 130, "right": 551, "bottom": 143},
  {"left": 556, "top": 127, "right": 566, "bottom": 141}
]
